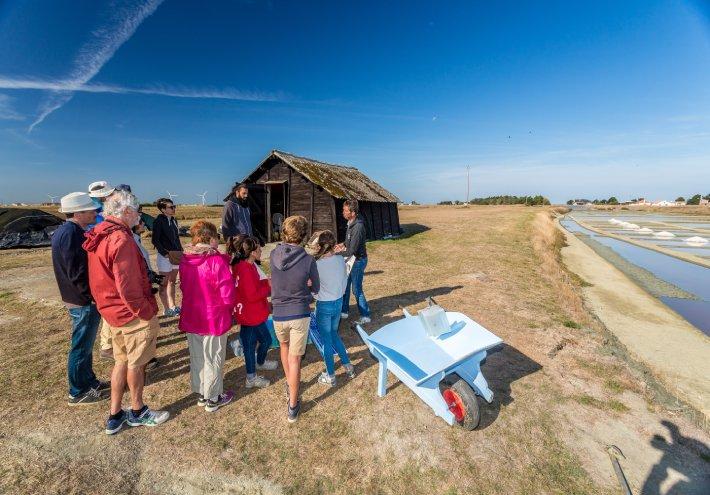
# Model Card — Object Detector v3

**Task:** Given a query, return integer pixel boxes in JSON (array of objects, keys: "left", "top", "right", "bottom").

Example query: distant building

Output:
[{"left": 700, "top": 198, "right": 709, "bottom": 207}]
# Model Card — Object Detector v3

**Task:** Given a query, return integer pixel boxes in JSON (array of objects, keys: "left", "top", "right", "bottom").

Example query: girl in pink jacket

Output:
[{"left": 178, "top": 221, "right": 236, "bottom": 412}]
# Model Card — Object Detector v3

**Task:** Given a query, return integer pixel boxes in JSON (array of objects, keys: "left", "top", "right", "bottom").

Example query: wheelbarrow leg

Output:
[{"left": 377, "top": 360, "right": 388, "bottom": 397}]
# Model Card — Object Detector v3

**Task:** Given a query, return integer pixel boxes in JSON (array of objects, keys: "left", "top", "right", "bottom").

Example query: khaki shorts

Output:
[
  {"left": 273, "top": 317, "right": 310, "bottom": 356},
  {"left": 110, "top": 317, "right": 159, "bottom": 368}
]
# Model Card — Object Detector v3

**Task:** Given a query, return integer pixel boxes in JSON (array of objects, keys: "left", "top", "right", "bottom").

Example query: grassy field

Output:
[{"left": 0, "top": 205, "right": 707, "bottom": 494}]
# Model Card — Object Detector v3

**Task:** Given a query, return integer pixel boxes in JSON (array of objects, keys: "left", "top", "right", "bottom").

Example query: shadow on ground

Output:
[
  {"left": 640, "top": 420, "right": 710, "bottom": 495},
  {"left": 151, "top": 284, "right": 542, "bottom": 431},
  {"left": 477, "top": 343, "right": 542, "bottom": 429},
  {"left": 396, "top": 223, "right": 431, "bottom": 240}
]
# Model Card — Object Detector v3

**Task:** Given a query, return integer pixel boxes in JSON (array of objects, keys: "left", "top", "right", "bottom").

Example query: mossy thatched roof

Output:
[{"left": 246, "top": 150, "right": 400, "bottom": 203}]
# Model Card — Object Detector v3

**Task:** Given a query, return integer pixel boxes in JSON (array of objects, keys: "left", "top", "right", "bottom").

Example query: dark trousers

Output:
[
  {"left": 67, "top": 304, "right": 101, "bottom": 397},
  {"left": 239, "top": 322, "right": 272, "bottom": 375}
]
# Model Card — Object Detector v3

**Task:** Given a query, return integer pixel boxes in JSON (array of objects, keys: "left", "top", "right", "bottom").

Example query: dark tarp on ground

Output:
[{"left": 0, "top": 208, "right": 64, "bottom": 249}]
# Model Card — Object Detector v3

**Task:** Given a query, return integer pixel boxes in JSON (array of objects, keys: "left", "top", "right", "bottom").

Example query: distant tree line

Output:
[
  {"left": 438, "top": 195, "right": 550, "bottom": 206},
  {"left": 567, "top": 197, "right": 618, "bottom": 205},
  {"left": 567, "top": 193, "right": 709, "bottom": 205}
]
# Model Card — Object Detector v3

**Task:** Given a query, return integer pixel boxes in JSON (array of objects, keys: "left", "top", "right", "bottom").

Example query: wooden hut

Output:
[{"left": 238, "top": 150, "right": 401, "bottom": 243}]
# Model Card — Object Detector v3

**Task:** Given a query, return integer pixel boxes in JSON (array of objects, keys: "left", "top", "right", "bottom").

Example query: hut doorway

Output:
[
  {"left": 246, "top": 184, "right": 267, "bottom": 244},
  {"left": 266, "top": 181, "right": 288, "bottom": 242}
]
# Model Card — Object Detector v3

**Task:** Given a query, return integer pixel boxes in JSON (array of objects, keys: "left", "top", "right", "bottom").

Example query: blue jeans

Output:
[
  {"left": 240, "top": 322, "right": 272, "bottom": 375},
  {"left": 67, "top": 304, "right": 101, "bottom": 397},
  {"left": 342, "top": 257, "right": 370, "bottom": 317},
  {"left": 316, "top": 298, "right": 351, "bottom": 376}
]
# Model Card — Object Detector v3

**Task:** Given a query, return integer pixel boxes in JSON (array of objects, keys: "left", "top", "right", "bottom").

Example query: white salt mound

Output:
[
  {"left": 685, "top": 236, "right": 708, "bottom": 245},
  {"left": 654, "top": 231, "right": 675, "bottom": 238},
  {"left": 638, "top": 227, "right": 653, "bottom": 234},
  {"left": 624, "top": 223, "right": 640, "bottom": 230}
]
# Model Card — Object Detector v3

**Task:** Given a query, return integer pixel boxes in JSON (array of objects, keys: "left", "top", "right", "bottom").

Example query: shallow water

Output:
[{"left": 561, "top": 218, "right": 710, "bottom": 335}]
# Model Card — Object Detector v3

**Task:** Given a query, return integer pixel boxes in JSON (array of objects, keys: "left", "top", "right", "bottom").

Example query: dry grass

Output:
[
  {"left": 0, "top": 205, "right": 706, "bottom": 494},
  {"left": 530, "top": 211, "right": 588, "bottom": 324},
  {"left": 20, "top": 204, "right": 223, "bottom": 222}
]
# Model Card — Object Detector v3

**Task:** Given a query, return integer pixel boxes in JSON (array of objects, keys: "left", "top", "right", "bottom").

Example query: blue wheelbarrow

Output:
[{"left": 356, "top": 299, "right": 503, "bottom": 429}]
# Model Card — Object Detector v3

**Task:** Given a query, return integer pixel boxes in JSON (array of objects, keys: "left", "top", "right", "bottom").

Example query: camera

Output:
[{"left": 148, "top": 270, "right": 165, "bottom": 294}]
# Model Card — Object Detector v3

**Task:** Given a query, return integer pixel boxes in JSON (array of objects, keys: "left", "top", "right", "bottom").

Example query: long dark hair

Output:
[
  {"left": 307, "top": 230, "right": 337, "bottom": 260},
  {"left": 228, "top": 235, "right": 259, "bottom": 265}
]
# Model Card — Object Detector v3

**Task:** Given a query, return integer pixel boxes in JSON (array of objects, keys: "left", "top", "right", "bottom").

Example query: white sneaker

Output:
[
  {"left": 340, "top": 313, "right": 349, "bottom": 319},
  {"left": 318, "top": 371, "right": 336, "bottom": 387},
  {"left": 229, "top": 339, "right": 244, "bottom": 358},
  {"left": 356, "top": 316, "right": 371, "bottom": 324},
  {"left": 245, "top": 375, "right": 270, "bottom": 388},
  {"left": 256, "top": 360, "right": 278, "bottom": 371},
  {"left": 344, "top": 363, "right": 356, "bottom": 379}
]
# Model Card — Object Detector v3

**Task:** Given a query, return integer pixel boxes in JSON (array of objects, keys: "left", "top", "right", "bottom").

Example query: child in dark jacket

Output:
[{"left": 231, "top": 236, "right": 276, "bottom": 388}]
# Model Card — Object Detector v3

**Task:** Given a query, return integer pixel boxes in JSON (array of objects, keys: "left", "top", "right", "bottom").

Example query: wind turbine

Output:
[
  {"left": 196, "top": 191, "right": 208, "bottom": 206},
  {"left": 47, "top": 194, "right": 57, "bottom": 205},
  {"left": 166, "top": 190, "right": 179, "bottom": 202}
]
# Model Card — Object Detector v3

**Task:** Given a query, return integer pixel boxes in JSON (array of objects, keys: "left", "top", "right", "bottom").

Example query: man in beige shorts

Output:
[
  {"left": 269, "top": 215, "right": 320, "bottom": 422},
  {"left": 83, "top": 190, "right": 169, "bottom": 435}
]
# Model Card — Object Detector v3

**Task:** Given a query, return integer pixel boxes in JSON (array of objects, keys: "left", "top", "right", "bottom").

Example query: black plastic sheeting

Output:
[{"left": 0, "top": 208, "right": 64, "bottom": 249}]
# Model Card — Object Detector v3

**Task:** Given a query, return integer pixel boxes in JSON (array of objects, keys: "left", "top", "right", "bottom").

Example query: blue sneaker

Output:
[
  {"left": 105, "top": 410, "right": 127, "bottom": 435},
  {"left": 127, "top": 406, "right": 169, "bottom": 427},
  {"left": 287, "top": 399, "right": 301, "bottom": 423},
  {"left": 173, "top": 306, "right": 181, "bottom": 315}
]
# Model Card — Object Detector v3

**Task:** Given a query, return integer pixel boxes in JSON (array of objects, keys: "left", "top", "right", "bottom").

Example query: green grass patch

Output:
[
  {"left": 604, "top": 378, "right": 625, "bottom": 394},
  {"left": 575, "top": 394, "right": 629, "bottom": 413},
  {"left": 0, "top": 291, "right": 14, "bottom": 301},
  {"left": 575, "top": 394, "right": 605, "bottom": 409},
  {"left": 563, "top": 319, "right": 582, "bottom": 329},
  {"left": 608, "top": 400, "right": 630, "bottom": 413}
]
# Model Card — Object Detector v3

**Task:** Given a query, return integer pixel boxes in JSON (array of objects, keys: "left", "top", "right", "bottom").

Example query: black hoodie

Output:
[{"left": 269, "top": 243, "right": 320, "bottom": 319}]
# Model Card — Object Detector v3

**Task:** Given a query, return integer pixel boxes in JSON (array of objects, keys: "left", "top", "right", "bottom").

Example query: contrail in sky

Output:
[
  {"left": 0, "top": 77, "right": 283, "bottom": 102},
  {"left": 28, "top": 0, "right": 164, "bottom": 131}
]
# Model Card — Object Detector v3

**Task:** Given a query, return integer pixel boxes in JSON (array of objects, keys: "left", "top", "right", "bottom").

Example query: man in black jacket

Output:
[
  {"left": 52, "top": 192, "right": 109, "bottom": 405},
  {"left": 151, "top": 197, "right": 183, "bottom": 316},
  {"left": 222, "top": 183, "right": 253, "bottom": 241},
  {"left": 335, "top": 199, "right": 371, "bottom": 324}
]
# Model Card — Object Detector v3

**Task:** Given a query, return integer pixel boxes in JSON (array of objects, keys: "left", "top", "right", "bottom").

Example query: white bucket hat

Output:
[
  {"left": 59, "top": 192, "right": 98, "bottom": 213},
  {"left": 88, "top": 180, "right": 115, "bottom": 198}
]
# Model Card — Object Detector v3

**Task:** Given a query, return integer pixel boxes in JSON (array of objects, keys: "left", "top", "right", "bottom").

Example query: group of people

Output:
[{"left": 52, "top": 180, "right": 372, "bottom": 435}]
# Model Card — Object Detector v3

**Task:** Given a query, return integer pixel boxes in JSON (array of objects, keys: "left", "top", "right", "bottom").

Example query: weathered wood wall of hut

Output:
[
  {"left": 389, "top": 203, "right": 401, "bottom": 235},
  {"left": 252, "top": 158, "right": 335, "bottom": 235},
  {"left": 246, "top": 157, "right": 400, "bottom": 241},
  {"left": 312, "top": 185, "right": 335, "bottom": 234}
]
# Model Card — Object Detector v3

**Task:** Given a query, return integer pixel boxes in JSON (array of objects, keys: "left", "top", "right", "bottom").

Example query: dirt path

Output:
[{"left": 0, "top": 206, "right": 708, "bottom": 494}]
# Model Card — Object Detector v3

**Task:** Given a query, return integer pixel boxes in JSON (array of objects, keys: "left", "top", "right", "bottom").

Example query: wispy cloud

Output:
[
  {"left": 0, "top": 77, "right": 283, "bottom": 102},
  {"left": 0, "top": 94, "right": 24, "bottom": 121},
  {"left": 28, "top": 0, "right": 165, "bottom": 131}
]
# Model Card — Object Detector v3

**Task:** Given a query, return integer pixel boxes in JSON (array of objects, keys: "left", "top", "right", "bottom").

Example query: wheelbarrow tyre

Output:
[{"left": 442, "top": 377, "right": 480, "bottom": 430}]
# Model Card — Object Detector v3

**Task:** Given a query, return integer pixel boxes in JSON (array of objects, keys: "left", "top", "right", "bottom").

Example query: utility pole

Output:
[{"left": 466, "top": 165, "right": 470, "bottom": 204}]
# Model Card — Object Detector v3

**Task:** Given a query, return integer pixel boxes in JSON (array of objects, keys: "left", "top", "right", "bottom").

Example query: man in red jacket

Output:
[{"left": 83, "top": 190, "right": 169, "bottom": 435}]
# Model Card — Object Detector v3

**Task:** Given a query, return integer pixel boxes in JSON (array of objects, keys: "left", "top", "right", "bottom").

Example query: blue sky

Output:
[{"left": 0, "top": 0, "right": 708, "bottom": 204}]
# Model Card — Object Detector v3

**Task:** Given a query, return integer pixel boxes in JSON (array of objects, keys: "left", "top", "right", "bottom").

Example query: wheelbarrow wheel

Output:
[{"left": 441, "top": 376, "right": 480, "bottom": 430}]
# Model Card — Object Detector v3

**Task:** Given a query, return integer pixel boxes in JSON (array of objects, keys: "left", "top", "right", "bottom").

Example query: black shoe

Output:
[
  {"left": 96, "top": 380, "right": 111, "bottom": 392},
  {"left": 68, "top": 387, "right": 107, "bottom": 406},
  {"left": 287, "top": 399, "right": 301, "bottom": 423},
  {"left": 145, "top": 358, "right": 159, "bottom": 371}
]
